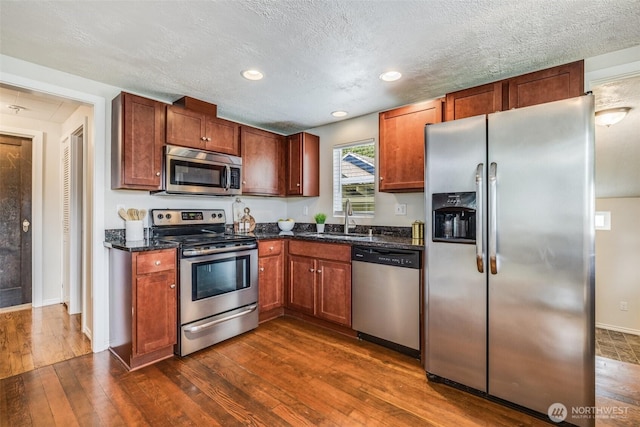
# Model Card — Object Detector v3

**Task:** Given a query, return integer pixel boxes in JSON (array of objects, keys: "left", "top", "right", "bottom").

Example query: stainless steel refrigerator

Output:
[{"left": 424, "top": 95, "right": 595, "bottom": 427}]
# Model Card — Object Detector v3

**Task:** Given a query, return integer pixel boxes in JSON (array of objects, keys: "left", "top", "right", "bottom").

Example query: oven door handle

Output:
[
  {"left": 182, "top": 243, "right": 257, "bottom": 257},
  {"left": 184, "top": 304, "right": 258, "bottom": 334}
]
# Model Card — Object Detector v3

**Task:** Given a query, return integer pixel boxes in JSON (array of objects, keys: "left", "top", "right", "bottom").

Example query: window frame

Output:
[{"left": 332, "top": 138, "right": 376, "bottom": 218}]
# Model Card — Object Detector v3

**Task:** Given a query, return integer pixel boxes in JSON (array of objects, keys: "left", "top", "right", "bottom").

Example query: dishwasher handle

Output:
[{"left": 352, "top": 246, "right": 421, "bottom": 269}]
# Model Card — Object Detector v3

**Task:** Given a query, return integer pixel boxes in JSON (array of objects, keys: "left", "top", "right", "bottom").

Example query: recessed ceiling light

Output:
[
  {"left": 331, "top": 111, "right": 348, "bottom": 118},
  {"left": 379, "top": 71, "right": 402, "bottom": 82},
  {"left": 241, "top": 69, "right": 264, "bottom": 81}
]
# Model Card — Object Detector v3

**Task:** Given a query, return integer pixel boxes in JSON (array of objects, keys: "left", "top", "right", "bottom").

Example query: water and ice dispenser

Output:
[{"left": 432, "top": 192, "right": 476, "bottom": 243}]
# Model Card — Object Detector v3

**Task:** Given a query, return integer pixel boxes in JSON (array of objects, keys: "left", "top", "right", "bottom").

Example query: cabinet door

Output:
[
  {"left": 316, "top": 260, "right": 352, "bottom": 326},
  {"left": 166, "top": 105, "right": 206, "bottom": 149},
  {"left": 286, "top": 132, "right": 319, "bottom": 196},
  {"left": 379, "top": 99, "right": 443, "bottom": 192},
  {"left": 205, "top": 117, "right": 240, "bottom": 155},
  {"left": 445, "top": 82, "right": 503, "bottom": 121},
  {"left": 241, "top": 126, "right": 285, "bottom": 195},
  {"left": 258, "top": 240, "right": 284, "bottom": 312},
  {"left": 111, "top": 92, "right": 165, "bottom": 190},
  {"left": 134, "top": 270, "right": 176, "bottom": 355},
  {"left": 507, "top": 60, "right": 584, "bottom": 109},
  {"left": 287, "top": 255, "right": 315, "bottom": 314}
]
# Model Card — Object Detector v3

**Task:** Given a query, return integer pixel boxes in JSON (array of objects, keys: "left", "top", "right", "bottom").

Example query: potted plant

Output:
[{"left": 314, "top": 213, "right": 327, "bottom": 233}]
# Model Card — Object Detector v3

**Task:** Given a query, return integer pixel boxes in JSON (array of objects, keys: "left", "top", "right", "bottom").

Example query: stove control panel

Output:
[{"left": 152, "top": 209, "right": 226, "bottom": 226}]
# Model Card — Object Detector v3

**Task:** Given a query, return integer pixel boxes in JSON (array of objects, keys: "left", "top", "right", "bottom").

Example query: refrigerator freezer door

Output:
[
  {"left": 424, "top": 115, "right": 487, "bottom": 392},
  {"left": 487, "top": 95, "right": 595, "bottom": 425}
]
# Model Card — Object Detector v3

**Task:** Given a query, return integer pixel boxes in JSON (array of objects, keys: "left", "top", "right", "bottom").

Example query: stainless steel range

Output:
[{"left": 151, "top": 209, "right": 258, "bottom": 356}]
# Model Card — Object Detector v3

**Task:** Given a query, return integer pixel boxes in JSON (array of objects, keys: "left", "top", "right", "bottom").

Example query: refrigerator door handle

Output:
[
  {"left": 475, "top": 163, "right": 484, "bottom": 273},
  {"left": 489, "top": 162, "right": 498, "bottom": 274}
]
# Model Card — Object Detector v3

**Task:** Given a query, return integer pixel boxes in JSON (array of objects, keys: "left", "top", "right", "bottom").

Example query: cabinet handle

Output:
[
  {"left": 316, "top": 269, "right": 322, "bottom": 273},
  {"left": 200, "top": 136, "right": 207, "bottom": 141},
  {"left": 155, "top": 260, "right": 161, "bottom": 266},
  {"left": 269, "top": 246, "right": 274, "bottom": 251},
  {"left": 206, "top": 137, "right": 211, "bottom": 142},
  {"left": 242, "top": 181, "right": 247, "bottom": 184},
  {"left": 309, "top": 268, "right": 315, "bottom": 272},
  {"left": 156, "top": 172, "right": 161, "bottom": 176},
  {"left": 170, "top": 284, "right": 176, "bottom": 289},
  {"left": 259, "top": 267, "right": 264, "bottom": 272},
  {"left": 379, "top": 176, "right": 384, "bottom": 181},
  {"left": 296, "top": 183, "right": 301, "bottom": 187}
]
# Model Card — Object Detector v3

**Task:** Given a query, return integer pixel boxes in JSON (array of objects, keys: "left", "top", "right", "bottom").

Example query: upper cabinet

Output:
[
  {"left": 506, "top": 60, "right": 584, "bottom": 110},
  {"left": 240, "top": 126, "right": 285, "bottom": 196},
  {"left": 286, "top": 132, "right": 319, "bottom": 197},
  {"left": 379, "top": 99, "right": 443, "bottom": 192},
  {"left": 445, "top": 60, "right": 584, "bottom": 121},
  {"left": 166, "top": 105, "right": 240, "bottom": 156},
  {"left": 111, "top": 92, "right": 166, "bottom": 191},
  {"left": 445, "top": 82, "right": 503, "bottom": 122}
]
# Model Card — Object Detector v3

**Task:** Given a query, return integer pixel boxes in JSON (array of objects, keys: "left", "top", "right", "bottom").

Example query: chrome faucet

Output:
[{"left": 344, "top": 198, "right": 355, "bottom": 234}]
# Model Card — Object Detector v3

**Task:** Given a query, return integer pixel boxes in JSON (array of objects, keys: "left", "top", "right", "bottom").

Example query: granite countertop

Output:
[{"left": 104, "top": 224, "right": 424, "bottom": 252}]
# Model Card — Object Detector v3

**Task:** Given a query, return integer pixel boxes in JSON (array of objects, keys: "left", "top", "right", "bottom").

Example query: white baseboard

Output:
[
  {"left": 596, "top": 322, "right": 640, "bottom": 336},
  {"left": 83, "top": 326, "right": 93, "bottom": 342},
  {"left": 40, "top": 297, "right": 62, "bottom": 307}
]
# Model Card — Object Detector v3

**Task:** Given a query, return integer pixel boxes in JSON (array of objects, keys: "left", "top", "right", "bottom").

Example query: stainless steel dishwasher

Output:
[{"left": 352, "top": 246, "right": 421, "bottom": 358}]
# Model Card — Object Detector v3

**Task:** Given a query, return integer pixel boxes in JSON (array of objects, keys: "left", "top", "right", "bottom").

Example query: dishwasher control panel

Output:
[{"left": 352, "top": 246, "right": 421, "bottom": 268}]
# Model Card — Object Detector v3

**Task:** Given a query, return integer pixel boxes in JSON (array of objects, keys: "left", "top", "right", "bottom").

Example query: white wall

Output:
[
  {"left": 595, "top": 198, "right": 640, "bottom": 335},
  {"left": 292, "top": 112, "right": 426, "bottom": 227}
]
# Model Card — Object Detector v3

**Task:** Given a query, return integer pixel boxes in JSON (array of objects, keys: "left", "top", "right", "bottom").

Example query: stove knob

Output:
[
  {"left": 217, "top": 213, "right": 223, "bottom": 218},
  {"left": 166, "top": 213, "right": 172, "bottom": 219},
  {"left": 157, "top": 214, "right": 164, "bottom": 219}
]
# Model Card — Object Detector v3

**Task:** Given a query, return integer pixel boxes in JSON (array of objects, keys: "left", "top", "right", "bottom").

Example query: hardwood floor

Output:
[
  {"left": 1, "top": 316, "right": 638, "bottom": 426},
  {"left": 0, "top": 304, "right": 92, "bottom": 380}
]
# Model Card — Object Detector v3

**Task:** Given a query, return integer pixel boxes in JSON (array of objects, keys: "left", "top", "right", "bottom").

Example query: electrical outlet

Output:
[
  {"left": 620, "top": 301, "right": 628, "bottom": 311},
  {"left": 394, "top": 203, "right": 407, "bottom": 215},
  {"left": 303, "top": 206, "right": 309, "bottom": 215}
]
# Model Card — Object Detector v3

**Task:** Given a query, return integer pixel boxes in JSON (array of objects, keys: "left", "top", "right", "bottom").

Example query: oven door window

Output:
[
  {"left": 170, "top": 158, "right": 226, "bottom": 189},
  {"left": 191, "top": 255, "right": 251, "bottom": 300}
]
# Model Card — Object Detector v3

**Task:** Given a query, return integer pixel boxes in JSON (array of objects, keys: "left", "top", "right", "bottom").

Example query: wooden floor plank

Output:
[{"left": 1, "top": 316, "right": 639, "bottom": 427}]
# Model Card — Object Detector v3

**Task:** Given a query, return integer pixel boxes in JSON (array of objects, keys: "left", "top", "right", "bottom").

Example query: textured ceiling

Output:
[
  {"left": 1, "top": 0, "right": 639, "bottom": 134},
  {"left": 1, "top": 0, "right": 640, "bottom": 198}
]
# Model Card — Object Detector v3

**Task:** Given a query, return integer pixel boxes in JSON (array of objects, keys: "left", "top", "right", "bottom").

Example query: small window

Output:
[{"left": 332, "top": 139, "right": 375, "bottom": 216}]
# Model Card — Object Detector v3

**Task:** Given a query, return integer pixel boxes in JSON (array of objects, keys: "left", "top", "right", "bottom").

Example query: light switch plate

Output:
[{"left": 394, "top": 203, "right": 407, "bottom": 215}]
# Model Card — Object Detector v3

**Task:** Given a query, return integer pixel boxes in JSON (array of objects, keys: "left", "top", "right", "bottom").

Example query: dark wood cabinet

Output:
[
  {"left": 109, "top": 248, "right": 177, "bottom": 371},
  {"left": 445, "top": 60, "right": 584, "bottom": 121},
  {"left": 378, "top": 99, "right": 443, "bottom": 192},
  {"left": 445, "top": 82, "right": 504, "bottom": 121},
  {"left": 258, "top": 240, "right": 285, "bottom": 322},
  {"left": 287, "top": 241, "right": 351, "bottom": 327},
  {"left": 241, "top": 126, "right": 285, "bottom": 196},
  {"left": 166, "top": 105, "right": 240, "bottom": 155},
  {"left": 286, "top": 132, "right": 319, "bottom": 196},
  {"left": 506, "top": 60, "right": 584, "bottom": 109},
  {"left": 111, "top": 92, "right": 165, "bottom": 190}
]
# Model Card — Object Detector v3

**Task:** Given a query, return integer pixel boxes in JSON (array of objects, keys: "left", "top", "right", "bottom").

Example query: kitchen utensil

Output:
[
  {"left": 118, "top": 208, "right": 129, "bottom": 221},
  {"left": 139, "top": 209, "right": 147, "bottom": 220},
  {"left": 127, "top": 208, "right": 138, "bottom": 221}
]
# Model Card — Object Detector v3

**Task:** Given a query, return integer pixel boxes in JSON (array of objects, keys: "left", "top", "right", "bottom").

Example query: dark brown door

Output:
[{"left": 0, "top": 134, "right": 32, "bottom": 308}]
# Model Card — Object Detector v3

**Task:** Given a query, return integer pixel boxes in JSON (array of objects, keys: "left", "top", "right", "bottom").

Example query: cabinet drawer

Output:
[
  {"left": 136, "top": 250, "right": 176, "bottom": 274},
  {"left": 288, "top": 241, "right": 350, "bottom": 262},
  {"left": 258, "top": 240, "right": 283, "bottom": 257}
]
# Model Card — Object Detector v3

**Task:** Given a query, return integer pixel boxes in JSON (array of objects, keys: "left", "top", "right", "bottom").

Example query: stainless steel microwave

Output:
[{"left": 154, "top": 145, "right": 242, "bottom": 196}]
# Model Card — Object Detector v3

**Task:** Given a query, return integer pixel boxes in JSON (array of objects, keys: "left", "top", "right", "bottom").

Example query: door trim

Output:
[{"left": 0, "top": 127, "right": 43, "bottom": 307}]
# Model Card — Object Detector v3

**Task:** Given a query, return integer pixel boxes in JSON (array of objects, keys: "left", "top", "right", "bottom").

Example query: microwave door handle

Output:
[{"left": 225, "top": 165, "right": 231, "bottom": 191}]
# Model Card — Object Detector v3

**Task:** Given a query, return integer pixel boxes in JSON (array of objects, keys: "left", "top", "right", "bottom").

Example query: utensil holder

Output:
[{"left": 125, "top": 220, "right": 144, "bottom": 242}]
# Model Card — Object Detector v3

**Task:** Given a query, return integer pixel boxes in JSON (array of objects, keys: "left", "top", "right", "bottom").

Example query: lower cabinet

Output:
[
  {"left": 287, "top": 241, "right": 351, "bottom": 327},
  {"left": 258, "top": 240, "right": 285, "bottom": 321},
  {"left": 109, "top": 248, "right": 177, "bottom": 370}
]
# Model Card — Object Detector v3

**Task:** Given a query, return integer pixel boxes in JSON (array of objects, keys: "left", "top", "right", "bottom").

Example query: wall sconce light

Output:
[{"left": 595, "top": 107, "right": 631, "bottom": 127}]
